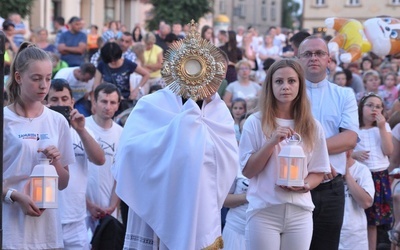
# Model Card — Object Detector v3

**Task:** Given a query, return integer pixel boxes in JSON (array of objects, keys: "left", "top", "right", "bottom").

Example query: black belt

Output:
[{"left": 313, "top": 174, "right": 344, "bottom": 191}]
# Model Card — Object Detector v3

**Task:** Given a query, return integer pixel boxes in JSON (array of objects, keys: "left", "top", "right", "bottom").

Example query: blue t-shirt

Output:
[
  {"left": 13, "top": 22, "right": 26, "bottom": 46},
  {"left": 97, "top": 59, "right": 138, "bottom": 99},
  {"left": 43, "top": 44, "right": 57, "bottom": 54},
  {"left": 59, "top": 31, "right": 87, "bottom": 67}
]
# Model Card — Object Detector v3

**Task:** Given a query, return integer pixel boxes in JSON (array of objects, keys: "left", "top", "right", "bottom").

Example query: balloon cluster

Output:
[{"left": 325, "top": 17, "right": 400, "bottom": 63}]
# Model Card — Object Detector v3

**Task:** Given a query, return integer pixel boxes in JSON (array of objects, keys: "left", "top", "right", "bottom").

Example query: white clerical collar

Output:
[{"left": 306, "top": 78, "right": 329, "bottom": 89}]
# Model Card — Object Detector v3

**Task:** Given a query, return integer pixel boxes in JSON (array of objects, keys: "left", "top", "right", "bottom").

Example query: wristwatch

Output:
[{"left": 4, "top": 188, "right": 16, "bottom": 204}]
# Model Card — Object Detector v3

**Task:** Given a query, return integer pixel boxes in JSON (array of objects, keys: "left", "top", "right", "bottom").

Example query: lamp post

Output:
[{"left": 277, "top": 134, "right": 306, "bottom": 187}]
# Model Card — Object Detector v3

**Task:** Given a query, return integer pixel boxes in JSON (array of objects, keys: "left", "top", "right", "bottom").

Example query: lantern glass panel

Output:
[
  {"left": 279, "top": 158, "right": 289, "bottom": 179},
  {"left": 280, "top": 158, "right": 302, "bottom": 180},
  {"left": 32, "top": 178, "right": 43, "bottom": 202},
  {"left": 45, "top": 177, "right": 57, "bottom": 203}
]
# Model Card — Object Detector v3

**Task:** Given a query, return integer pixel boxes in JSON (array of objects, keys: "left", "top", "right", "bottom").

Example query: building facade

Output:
[
  {"left": 26, "top": 0, "right": 283, "bottom": 39},
  {"left": 29, "top": 0, "right": 152, "bottom": 35},
  {"left": 212, "top": 0, "right": 282, "bottom": 33},
  {"left": 302, "top": 0, "right": 400, "bottom": 35}
]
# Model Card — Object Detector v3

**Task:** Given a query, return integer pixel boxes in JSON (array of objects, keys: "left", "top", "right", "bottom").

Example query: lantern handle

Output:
[
  {"left": 286, "top": 133, "right": 302, "bottom": 144},
  {"left": 37, "top": 156, "right": 53, "bottom": 165}
]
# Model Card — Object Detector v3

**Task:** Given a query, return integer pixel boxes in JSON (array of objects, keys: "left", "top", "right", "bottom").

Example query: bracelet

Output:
[{"left": 4, "top": 188, "right": 16, "bottom": 204}]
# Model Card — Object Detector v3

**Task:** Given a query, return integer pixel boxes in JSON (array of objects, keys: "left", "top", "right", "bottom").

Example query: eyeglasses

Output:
[
  {"left": 364, "top": 103, "right": 383, "bottom": 110},
  {"left": 299, "top": 50, "right": 328, "bottom": 58}
]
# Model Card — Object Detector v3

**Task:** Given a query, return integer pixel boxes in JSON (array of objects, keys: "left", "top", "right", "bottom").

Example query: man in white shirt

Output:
[
  {"left": 46, "top": 79, "right": 105, "bottom": 249},
  {"left": 298, "top": 35, "right": 359, "bottom": 250},
  {"left": 85, "top": 83, "right": 123, "bottom": 234},
  {"left": 54, "top": 62, "right": 96, "bottom": 116}
]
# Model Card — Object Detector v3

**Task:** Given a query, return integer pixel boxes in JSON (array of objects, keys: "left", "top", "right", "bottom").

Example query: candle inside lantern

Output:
[
  {"left": 45, "top": 186, "right": 54, "bottom": 202},
  {"left": 280, "top": 165, "right": 300, "bottom": 180},
  {"left": 290, "top": 165, "right": 299, "bottom": 180},
  {"left": 44, "top": 178, "right": 56, "bottom": 202},
  {"left": 32, "top": 178, "right": 43, "bottom": 202},
  {"left": 34, "top": 186, "right": 43, "bottom": 202}
]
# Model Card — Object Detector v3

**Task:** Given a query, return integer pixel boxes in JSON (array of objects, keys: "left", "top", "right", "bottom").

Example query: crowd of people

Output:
[{"left": 2, "top": 12, "right": 400, "bottom": 250}]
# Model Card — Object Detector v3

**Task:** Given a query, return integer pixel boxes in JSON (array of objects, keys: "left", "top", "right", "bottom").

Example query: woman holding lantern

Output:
[
  {"left": 2, "top": 42, "right": 75, "bottom": 249},
  {"left": 239, "top": 59, "right": 330, "bottom": 250}
]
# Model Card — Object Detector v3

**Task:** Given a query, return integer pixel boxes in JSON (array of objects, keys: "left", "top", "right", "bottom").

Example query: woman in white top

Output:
[
  {"left": 257, "top": 34, "right": 281, "bottom": 62},
  {"left": 223, "top": 60, "right": 261, "bottom": 109},
  {"left": 2, "top": 42, "right": 75, "bottom": 249},
  {"left": 240, "top": 59, "right": 330, "bottom": 250}
]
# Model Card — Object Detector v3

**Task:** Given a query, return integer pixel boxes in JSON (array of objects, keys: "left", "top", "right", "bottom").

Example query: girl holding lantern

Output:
[
  {"left": 2, "top": 42, "right": 75, "bottom": 249},
  {"left": 239, "top": 59, "right": 330, "bottom": 250}
]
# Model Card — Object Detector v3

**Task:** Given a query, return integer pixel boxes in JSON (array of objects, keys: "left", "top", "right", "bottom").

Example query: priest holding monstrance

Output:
[{"left": 112, "top": 20, "right": 238, "bottom": 249}]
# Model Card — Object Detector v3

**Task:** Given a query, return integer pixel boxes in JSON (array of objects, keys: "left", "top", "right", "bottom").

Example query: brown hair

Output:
[
  {"left": 358, "top": 93, "right": 384, "bottom": 128},
  {"left": 258, "top": 59, "right": 316, "bottom": 151}
]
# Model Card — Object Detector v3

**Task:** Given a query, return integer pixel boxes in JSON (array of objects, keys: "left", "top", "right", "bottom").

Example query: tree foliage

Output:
[
  {"left": 0, "top": 0, "right": 35, "bottom": 19},
  {"left": 281, "top": 0, "right": 301, "bottom": 29},
  {"left": 146, "top": 0, "right": 212, "bottom": 31}
]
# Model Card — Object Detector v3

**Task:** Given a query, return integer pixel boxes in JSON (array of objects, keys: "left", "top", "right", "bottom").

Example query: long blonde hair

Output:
[
  {"left": 258, "top": 59, "right": 316, "bottom": 151},
  {"left": 6, "top": 42, "right": 52, "bottom": 104}
]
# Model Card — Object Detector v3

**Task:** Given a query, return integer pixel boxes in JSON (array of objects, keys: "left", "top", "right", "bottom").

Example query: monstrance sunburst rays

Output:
[{"left": 161, "top": 20, "right": 226, "bottom": 101}]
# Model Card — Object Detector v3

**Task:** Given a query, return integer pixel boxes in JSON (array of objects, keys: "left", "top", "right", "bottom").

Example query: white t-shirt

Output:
[
  {"left": 339, "top": 161, "right": 375, "bottom": 250},
  {"left": 224, "top": 177, "right": 249, "bottom": 235},
  {"left": 239, "top": 113, "right": 330, "bottom": 218},
  {"left": 3, "top": 106, "right": 75, "bottom": 249},
  {"left": 54, "top": 67, "right": 93, "bottom": 101},
  {"left": 85, "top": 116, "right": 123, "bottom": 211},
  {"left": 257, "top": 45, "right": 280, "bottom": 58},
  {"left": 306, "top": 79, "right": 359, "bottom": 175},
  {"left": 393, "top": 123, "right": 400, "bottom": 141},
  {"left": 59, "top": 127, "right": 96, "bottom": 224},
  {"left": 225, "top": 80, "right": 261, "bottom": 102},
  {"left": 251, "top": 36, "right": 263, "bottom": 52},
  {"left": 355, "top": 123, "right": 391, "bottom": 172}
]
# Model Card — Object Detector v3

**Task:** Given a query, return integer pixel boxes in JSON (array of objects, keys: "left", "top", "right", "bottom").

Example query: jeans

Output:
[
  {"left": 246, "top": 203, "right": 313, "bottom": 250},
  {"left": 310, "top": 174, "right": 345, "bottom": 250}
]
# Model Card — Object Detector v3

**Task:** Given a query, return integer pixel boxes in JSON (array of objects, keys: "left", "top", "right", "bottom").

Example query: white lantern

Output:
[
  {"left": 277, "top": 134, "right": 306, "bottom": 187},
  {"left": 30, "top": 158, "right": 58, "bottom": 208}
]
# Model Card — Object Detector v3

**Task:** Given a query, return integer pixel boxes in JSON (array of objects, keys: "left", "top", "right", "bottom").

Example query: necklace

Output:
[{"left": 13, "top": 103, "right": 43, "bottom": 122}]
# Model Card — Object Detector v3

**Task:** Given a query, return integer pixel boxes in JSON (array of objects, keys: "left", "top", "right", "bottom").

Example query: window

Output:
[
  {"left": 219, "top": 0, "right": 226, "bottom": 14},
  {"left": 261, "top": 1, "right": 267, "bottom": 20},
  {"left": 271, "top": 1, "right": 276, "bottom": 21},
  {"left": 105, "top": 0, "right": 115, "bottom": 22},
  {"left": 52, "top": 0, "right": 62, "bottom": 20},
  {"left": 315, "top": 0, "right": 325, "bottom": 5},
  {"left": 347, "top": 0, "right": 360, "bottom": 5},
  {"left": 391, "top": 0, "right": 400, "bottom": 4},
  {"left": 239, "top": 3, "right": 246, "bottom": 18}
]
